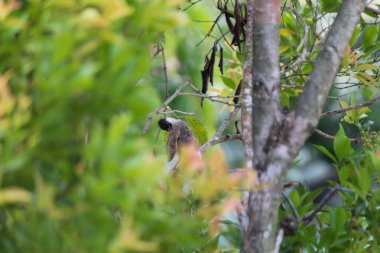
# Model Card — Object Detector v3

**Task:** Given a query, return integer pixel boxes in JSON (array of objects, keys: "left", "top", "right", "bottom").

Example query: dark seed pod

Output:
[
  {"left": 218, "top": 47, "right": 224, "bottom": 74},
  {"left": 233, "top": 80, "right": 242, "bottom": 104},
  {"left": 209, "top": 45, "right": 216, "bottom": 85},
  {"left": 235, "top": 121, "right": 240, "bottom": 134},
  {"left": 201, "top": 70, "right": 209, "bottom": 94},
  {"left": 201, "top": 69, "right": 209, "bottom": 107},
  {"left": 225, "top": 14, "right": 235, "bottom": 34}
]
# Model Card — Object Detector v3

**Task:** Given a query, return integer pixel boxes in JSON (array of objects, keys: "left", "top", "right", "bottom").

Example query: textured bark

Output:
[
  {"left": 241, "top": 0, "right": 254, "bottom": 169},
  {"left": 295, "top": 0, "right": 366, "bottom": 138},
  {"left": 241, "top": 0, "right": 282, "bottom": 252},
  {"left": 287, "top": 0, "right": 366, "bottom": 158},
  {"left": 240, "top": 0, "right": 366, "bottom": 252},
  {"left": 239, "top": 0, "right": 254, "bottom": 235}
]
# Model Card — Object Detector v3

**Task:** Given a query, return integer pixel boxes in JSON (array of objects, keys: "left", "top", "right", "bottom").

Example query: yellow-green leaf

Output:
[{"left": 0, "top": 188, "right": 31, "bottom": 206}]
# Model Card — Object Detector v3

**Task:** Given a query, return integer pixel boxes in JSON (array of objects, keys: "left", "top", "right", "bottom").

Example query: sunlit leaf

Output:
[
  {"left": 0, "top": 188, "right": 31, "bottom": 205},
  {"left": 333, "top": 125, "right": 352, "bottom": 162},
  {"left": 314, "top": 145, "right": 338, "bottom": 164}
]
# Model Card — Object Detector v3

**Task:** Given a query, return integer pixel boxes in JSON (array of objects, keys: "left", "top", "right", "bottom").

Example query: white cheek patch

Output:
[{"left": 165, "top": 118, "right": 180, "bottom": 124}]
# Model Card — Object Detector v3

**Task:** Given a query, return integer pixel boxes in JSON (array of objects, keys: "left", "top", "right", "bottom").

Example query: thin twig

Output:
[
  {"left": 200, "top": 134, "right": 241, "bottom": 153},
  {"left": 196, "top": 12, "right": 223, "bottom": 46},
  {"left": 281, "top": 84, "right": 304, "bottom": 89},
  {"left": 143, "top": 83, "right": 190, "bottom": 133},
  {"left": 272, "top": 229, "right": 284, "bottom": 253},
  {"left": 158, "top": 110, "right": 195, "bottom": 115},
  {"left": 320, "top": 95, "right": 380, "bottom": 119},
  {"left": 200, "top": 108, "right": 240, "bottom": 153},
  {"left": 302, "top": 186, "right": 339, "bottom": 225},
  {"left": 160, "top": 42, "right": 169, "bottom": 101},
  {"left": 313, "top": 129, "right": 363, "bottom": 144},
  {"left": 143, "top": 82, "right": 241, "bottom": 133},
  {"left": 282, "top": 191, "right": 300, "bottom": 220},
  {"left": 181, "top": 0, "right": 203, "bottom": 12},
  {"left": 179, "top": 92, "right": 241, "bottom": 107},
  {"left": 365, "top": 6, "right": 380, "bottom": 16},
  {"left": 179, "top": 92, "right": 240, "bottom": 99}
]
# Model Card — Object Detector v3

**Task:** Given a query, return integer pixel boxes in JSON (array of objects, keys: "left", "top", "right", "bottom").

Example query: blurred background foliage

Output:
[
  {"left": 0, "top": 0, "right": 233, "bottom": 252},
  {"left": 0, "top": 0, "right": 380, "bottom": 252}
]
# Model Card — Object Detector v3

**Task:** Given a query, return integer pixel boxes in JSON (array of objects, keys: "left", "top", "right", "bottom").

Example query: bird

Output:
[{"left": 158, "top": 117, "right": 200, "bottom": 171}]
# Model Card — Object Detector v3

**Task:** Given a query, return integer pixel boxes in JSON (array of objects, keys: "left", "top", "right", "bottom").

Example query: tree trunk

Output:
[
  {"left": 240, "top": 0, "right": 366, "bottom": 252},
  {"left": 240, "top": 1, "right": 284, "bottom": 252}
]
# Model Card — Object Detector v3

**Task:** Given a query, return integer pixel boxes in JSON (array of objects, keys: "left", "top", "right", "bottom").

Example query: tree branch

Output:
[
  {"left": 302, "top": 186, "right": 339, "bottom": 225},
  {"left": 159, "top": 42, "right": 169, "bottom": 101},
  {"left": 288, "top": 0, "right": 366, "bottom": 157},
  {"left": 295, "top": 0, "right": 366, "bottom": 127},
  {"left": 272, "top": 229, "right": 284, "bottom": 253},
  {"left": 313, "top": 128, "right": 364, "bottom": 144},
  {"left": 199, "top": 134, "right": 241, "bottom": 153},
  {"left": 200, "top": 108, "right": 239, "bottom": 153},
  {"left": 181, "top": 0, "right": 203, "bottom": 12},
  {"left": 179, "top": 92, "right": 240, "bottom": 107},
  {"left": 320, "top": 95, "right": 380, "bottom": 119},
  {"left": 143, "top": 83, "right": 240, "bottom": 133},
  {"left": 282, "top": 191, "right": 300, "bottom": 220},
  {"left": 143, "top": 83, "right": 190, "bottom": 133},
  {"left": 365, "top": 5, "right": 380, "bottom": 16},
  {"left": 158, "top": 109, "right": 195, "bottom": 116}
]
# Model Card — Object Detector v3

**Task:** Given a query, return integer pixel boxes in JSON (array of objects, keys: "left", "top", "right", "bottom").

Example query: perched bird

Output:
[{"left": 158, "top": 118, "right": 200, "bottom": 171}]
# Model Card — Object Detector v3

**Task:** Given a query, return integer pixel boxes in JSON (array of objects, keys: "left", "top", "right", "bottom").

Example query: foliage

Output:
[
  {"left": 0, "top": 0, "right": 380, "bottom": 252},
  {"left": 278, "top": 126, "right": 380, "bottom": 253},
  {"left": 0, "top": 0, "right": 238, "bottom": 252}
]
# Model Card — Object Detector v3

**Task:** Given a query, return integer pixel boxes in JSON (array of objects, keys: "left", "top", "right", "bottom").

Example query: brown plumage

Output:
[{"left": 158, "top": 118, "right": 198, "bottom": 161}]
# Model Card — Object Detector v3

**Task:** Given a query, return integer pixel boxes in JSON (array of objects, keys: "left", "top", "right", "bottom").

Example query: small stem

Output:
[
  {"left": 302, "top": 186, "right": 339, "bottom": 225},
  {"left": 282, "top": 191, "right": 300, "bottom": 220}
]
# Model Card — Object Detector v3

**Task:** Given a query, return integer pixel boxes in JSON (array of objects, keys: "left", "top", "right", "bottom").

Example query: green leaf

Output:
[
  {"left": 346, "top": 182, "right": 367, "bottom": 200},
  {"left": 355, "top": 73, "right": 376, "bottom": 88},
  {"left": 363, "top": 25, "right": 379, "bottom": 50},
  {"left": 314, "top": 145, "right": 338, "bottom": 164},
  {"left": 289, "top": 190, "right": 301, "bottom": 208},
  {"left": 337, "top": 165, "right": 350, "bottom": 185},
  {"left": 364, "top": 8, "right": 380, "bottom": 18},
  {"left": 280, "top": 92, "right": 290, "bottom": 108},
  {"left": 220, "top": 76, "right": 236, "bottom": 89},
  {"left": 349, "top": 27, "right": 360, "bottom": 46},
  {"left": 331, "top": 207, "right": 347, "bottom": 232},
  {"left": 333, "top": 125, "right": 352, "bottom": 162},
  {"left": 358, "top": 167, "right": 371, "bottom": 194},
  {"left": 320, "top": 0, "right": 342, "bottom": 12},
  {"left": 354, "top": 63, "right": 380, "bottom": 71},
  {"left": 301, "top": 187, "right": 324, "bottom": 206},
  {"left": 362, "top": 88, "right": 373, "bottom": 100},
  {"left": 184, "top": 116, "right": 208, "bottom": 145}
]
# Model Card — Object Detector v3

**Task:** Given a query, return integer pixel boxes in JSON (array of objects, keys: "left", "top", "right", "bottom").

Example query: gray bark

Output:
[
  {"left": 241, "top": 0, "right": 283, "bottom": 252},
  {"left": 239, "top": 0, "right": 254, "bottom": 235},
  {"left": 241, "top": 0, "right": 254, "bottom": 169},
  {"left": 240, "top": 0, "right": 366, "bottom": 252},
  {"left": 294, "top": 0, "right": 367, "bottom": 146}
]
